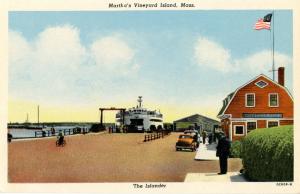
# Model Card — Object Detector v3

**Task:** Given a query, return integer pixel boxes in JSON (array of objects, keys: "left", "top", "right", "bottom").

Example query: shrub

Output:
[
  {"left": 230, "top": 140, "right": 242, "bottom": 158},
  {"left": 242, "top": 125, "right": 293, "bottom": 181}
]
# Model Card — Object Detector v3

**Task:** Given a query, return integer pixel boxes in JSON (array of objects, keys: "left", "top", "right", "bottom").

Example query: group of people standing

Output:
[
  {"left": 201, "top": 130, "right": 214, "bottom": 144},
  {"left": 108, "top": 125, "right": 128, "bottom": 133}
]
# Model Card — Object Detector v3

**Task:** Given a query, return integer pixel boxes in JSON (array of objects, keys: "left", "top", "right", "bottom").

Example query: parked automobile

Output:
[
  {"left": 183, "top": 130, "right": 197, "bottom": 135},
  {"left": 184, "top": 130, "right": 201, "bottom": 146},
  {"left": 175, "top": 134, "right": 197, "bottom": 151}
]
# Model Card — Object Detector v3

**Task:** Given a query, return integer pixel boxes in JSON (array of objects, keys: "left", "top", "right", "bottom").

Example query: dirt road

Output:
[{"left": 8, "top": 133, "right": 242, "bottom": 182}]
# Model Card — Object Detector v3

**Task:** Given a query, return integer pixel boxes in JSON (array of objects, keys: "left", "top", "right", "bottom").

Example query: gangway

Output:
[{"left": 99, "top": 107, "right": 126, "bottom": 127}]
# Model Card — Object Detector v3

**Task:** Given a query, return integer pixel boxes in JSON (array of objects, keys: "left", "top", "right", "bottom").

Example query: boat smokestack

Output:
[
  {"left": 278, "top": 67, "right": 285, "bottom": 86},
  {"left": 137, "top": 96, "right": 143, "bottom": 108}
]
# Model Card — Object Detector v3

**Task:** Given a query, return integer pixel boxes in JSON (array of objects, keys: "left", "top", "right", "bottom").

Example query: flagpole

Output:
[{"left": 272, "top": 11, "right": 275, "bottom": 81}]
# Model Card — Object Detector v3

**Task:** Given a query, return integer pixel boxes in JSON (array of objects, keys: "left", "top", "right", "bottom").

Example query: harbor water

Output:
[{"left": 8, "top": 125, "right": 91, "bottom": 139}]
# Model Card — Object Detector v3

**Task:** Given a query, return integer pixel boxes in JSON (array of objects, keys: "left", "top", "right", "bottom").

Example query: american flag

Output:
[{"left": 254, "top": 18, "right": 271, "bottom": 30}]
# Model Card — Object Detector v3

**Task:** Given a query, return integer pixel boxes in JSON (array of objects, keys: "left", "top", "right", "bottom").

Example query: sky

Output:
[{"left": 8, "top": 10, "right": 293, "bottom": 123}]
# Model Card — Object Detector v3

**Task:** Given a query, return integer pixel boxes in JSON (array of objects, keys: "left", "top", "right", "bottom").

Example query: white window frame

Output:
[
  {"left": 245, "top": 93, "right": 255, "bottom": 107},
  {"left": 269, "top": 93, "right": 279, "bottom": 107},
  {"left": 267, "top": 120, "right": 280, "bottom": 128},
  {"left": 234, "top": 125, "right": 245, "bottom": 136}
]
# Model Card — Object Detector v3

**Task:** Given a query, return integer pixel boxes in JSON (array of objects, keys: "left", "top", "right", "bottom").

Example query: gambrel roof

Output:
[{"left": 217, "top": 74, "right": 293, "bottom": 118}]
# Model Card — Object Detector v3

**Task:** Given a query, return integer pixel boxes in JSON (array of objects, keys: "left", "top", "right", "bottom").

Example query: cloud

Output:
[
  {"left": 194, "top": 36, "right": 292, "bottom": 74},
  {"left": 236, "top": 50, "right": 292, "bottom": 73},
  {"left": 9, "top": 25, "right": 139, "bottom": 105},
  {"left": 9, "top": 31, "right": 32, "bottom": 65},
  {"left": 34, "top": 25, "right": 87, "bottom": 70},
  {"left": 90, "top": 35, "right": 139, "bottom": 75},
  {"left": 194, "top": 37, "right": 232, "bottom": 73},
  {"left": 91, "top": 36, "right": 134, "bottom": 68}
]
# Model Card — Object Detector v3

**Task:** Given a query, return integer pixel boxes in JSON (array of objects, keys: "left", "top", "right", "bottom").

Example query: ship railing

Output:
[{"left": 148, "top": 114, "right": 162, "bottom": 118}]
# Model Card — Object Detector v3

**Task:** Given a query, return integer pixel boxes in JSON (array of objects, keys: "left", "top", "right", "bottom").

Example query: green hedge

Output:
[
  {"left": 230, "top": 140, "right": 242, "bottom": 158},
  {"left": 242, "top": 125, "right": 293, "bottom": 181}
]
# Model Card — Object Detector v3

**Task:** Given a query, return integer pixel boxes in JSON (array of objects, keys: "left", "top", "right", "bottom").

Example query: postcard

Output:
[{"left": 0, "top": 0, "right": 299, "bottom": 193}]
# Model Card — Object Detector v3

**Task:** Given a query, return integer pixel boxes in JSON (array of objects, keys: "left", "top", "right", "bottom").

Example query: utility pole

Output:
[{"left": 37, "top": 105, "right": 40, "bottom": 126}]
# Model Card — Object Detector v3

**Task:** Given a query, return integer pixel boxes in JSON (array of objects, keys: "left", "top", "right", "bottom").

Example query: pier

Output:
[
  {"left": 34, "top": 127, "right": 90, "bottom": 138},
  {"left": 143, "top": 130, "right": 171, "bottom": 142},
  {"left": 99, "top": 107, "right": 126, "bottom": 128}
]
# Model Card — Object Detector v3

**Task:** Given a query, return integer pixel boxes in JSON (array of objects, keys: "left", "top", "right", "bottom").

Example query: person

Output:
[
  {"left": 208, "top": 133, "right": 213, "bottom": 144},
  {"left": 193, "top": 132, "right": 200, "bottom": 148},
  {"left": 202, "top": 130, "right": 207, "bottom": 144},
  {"left": 7, "top": 133, "right": 13, "bottom": 143},
  {"left": 216, "top": 135, "right": 231, "bottom": 175},
  {"left": 57, "top": 131, "right": 64, "bottom": 145},
  {"left": 51, "top": 127, "right": 55, "bottom": 136},
  {"left": 77, "top": 127, "right": 81, "bottom": 134},
  {"left": 42, "top": 130, "right": 46, "bottom": 137}
]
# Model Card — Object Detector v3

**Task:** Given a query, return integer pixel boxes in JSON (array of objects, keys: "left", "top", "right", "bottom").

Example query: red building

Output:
[{"left": 217, "top": 67, "right": 293, "bottom": 141}]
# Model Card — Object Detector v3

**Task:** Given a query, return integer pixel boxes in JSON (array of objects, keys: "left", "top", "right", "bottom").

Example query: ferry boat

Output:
[{"left": 115, "top": 96, "right": 163, "bottom": 132}]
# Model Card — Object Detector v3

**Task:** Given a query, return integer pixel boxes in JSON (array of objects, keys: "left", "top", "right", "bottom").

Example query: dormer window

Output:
[
  {"left": 245, "top": 93, "right": 255, "bottom": 107},
  {"left": 255, "top": 80, "right": 268, "bottom": 88}
]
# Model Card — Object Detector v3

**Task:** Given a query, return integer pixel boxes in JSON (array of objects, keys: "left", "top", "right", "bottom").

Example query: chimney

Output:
[{"left": 278, "top": 67, "right": 285, "bottom": 86}]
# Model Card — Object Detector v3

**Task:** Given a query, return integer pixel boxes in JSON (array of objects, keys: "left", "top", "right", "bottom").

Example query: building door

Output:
[{"left": 257, "top": 120, "right": 266, "bottom": 128}]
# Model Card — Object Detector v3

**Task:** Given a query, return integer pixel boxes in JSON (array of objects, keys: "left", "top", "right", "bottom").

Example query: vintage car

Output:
[
  {"left": 183, "top": 130, "right": 197, "bottom": 135},
  {"left": 175, "top": 134, "right": 197, "bottom": 151},
  {"left": 184, "top": 130, "right": 201, "bottom": 144}
]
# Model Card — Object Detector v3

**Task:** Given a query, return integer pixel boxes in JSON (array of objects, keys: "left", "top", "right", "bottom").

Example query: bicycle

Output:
[{"left": 56, "top": 139, "right": 66, "bottom": 147}]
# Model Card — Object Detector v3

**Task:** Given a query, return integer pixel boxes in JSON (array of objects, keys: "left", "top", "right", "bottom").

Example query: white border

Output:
[{"left": 1, "top": 1, "right": 299, "bottom": 194}]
